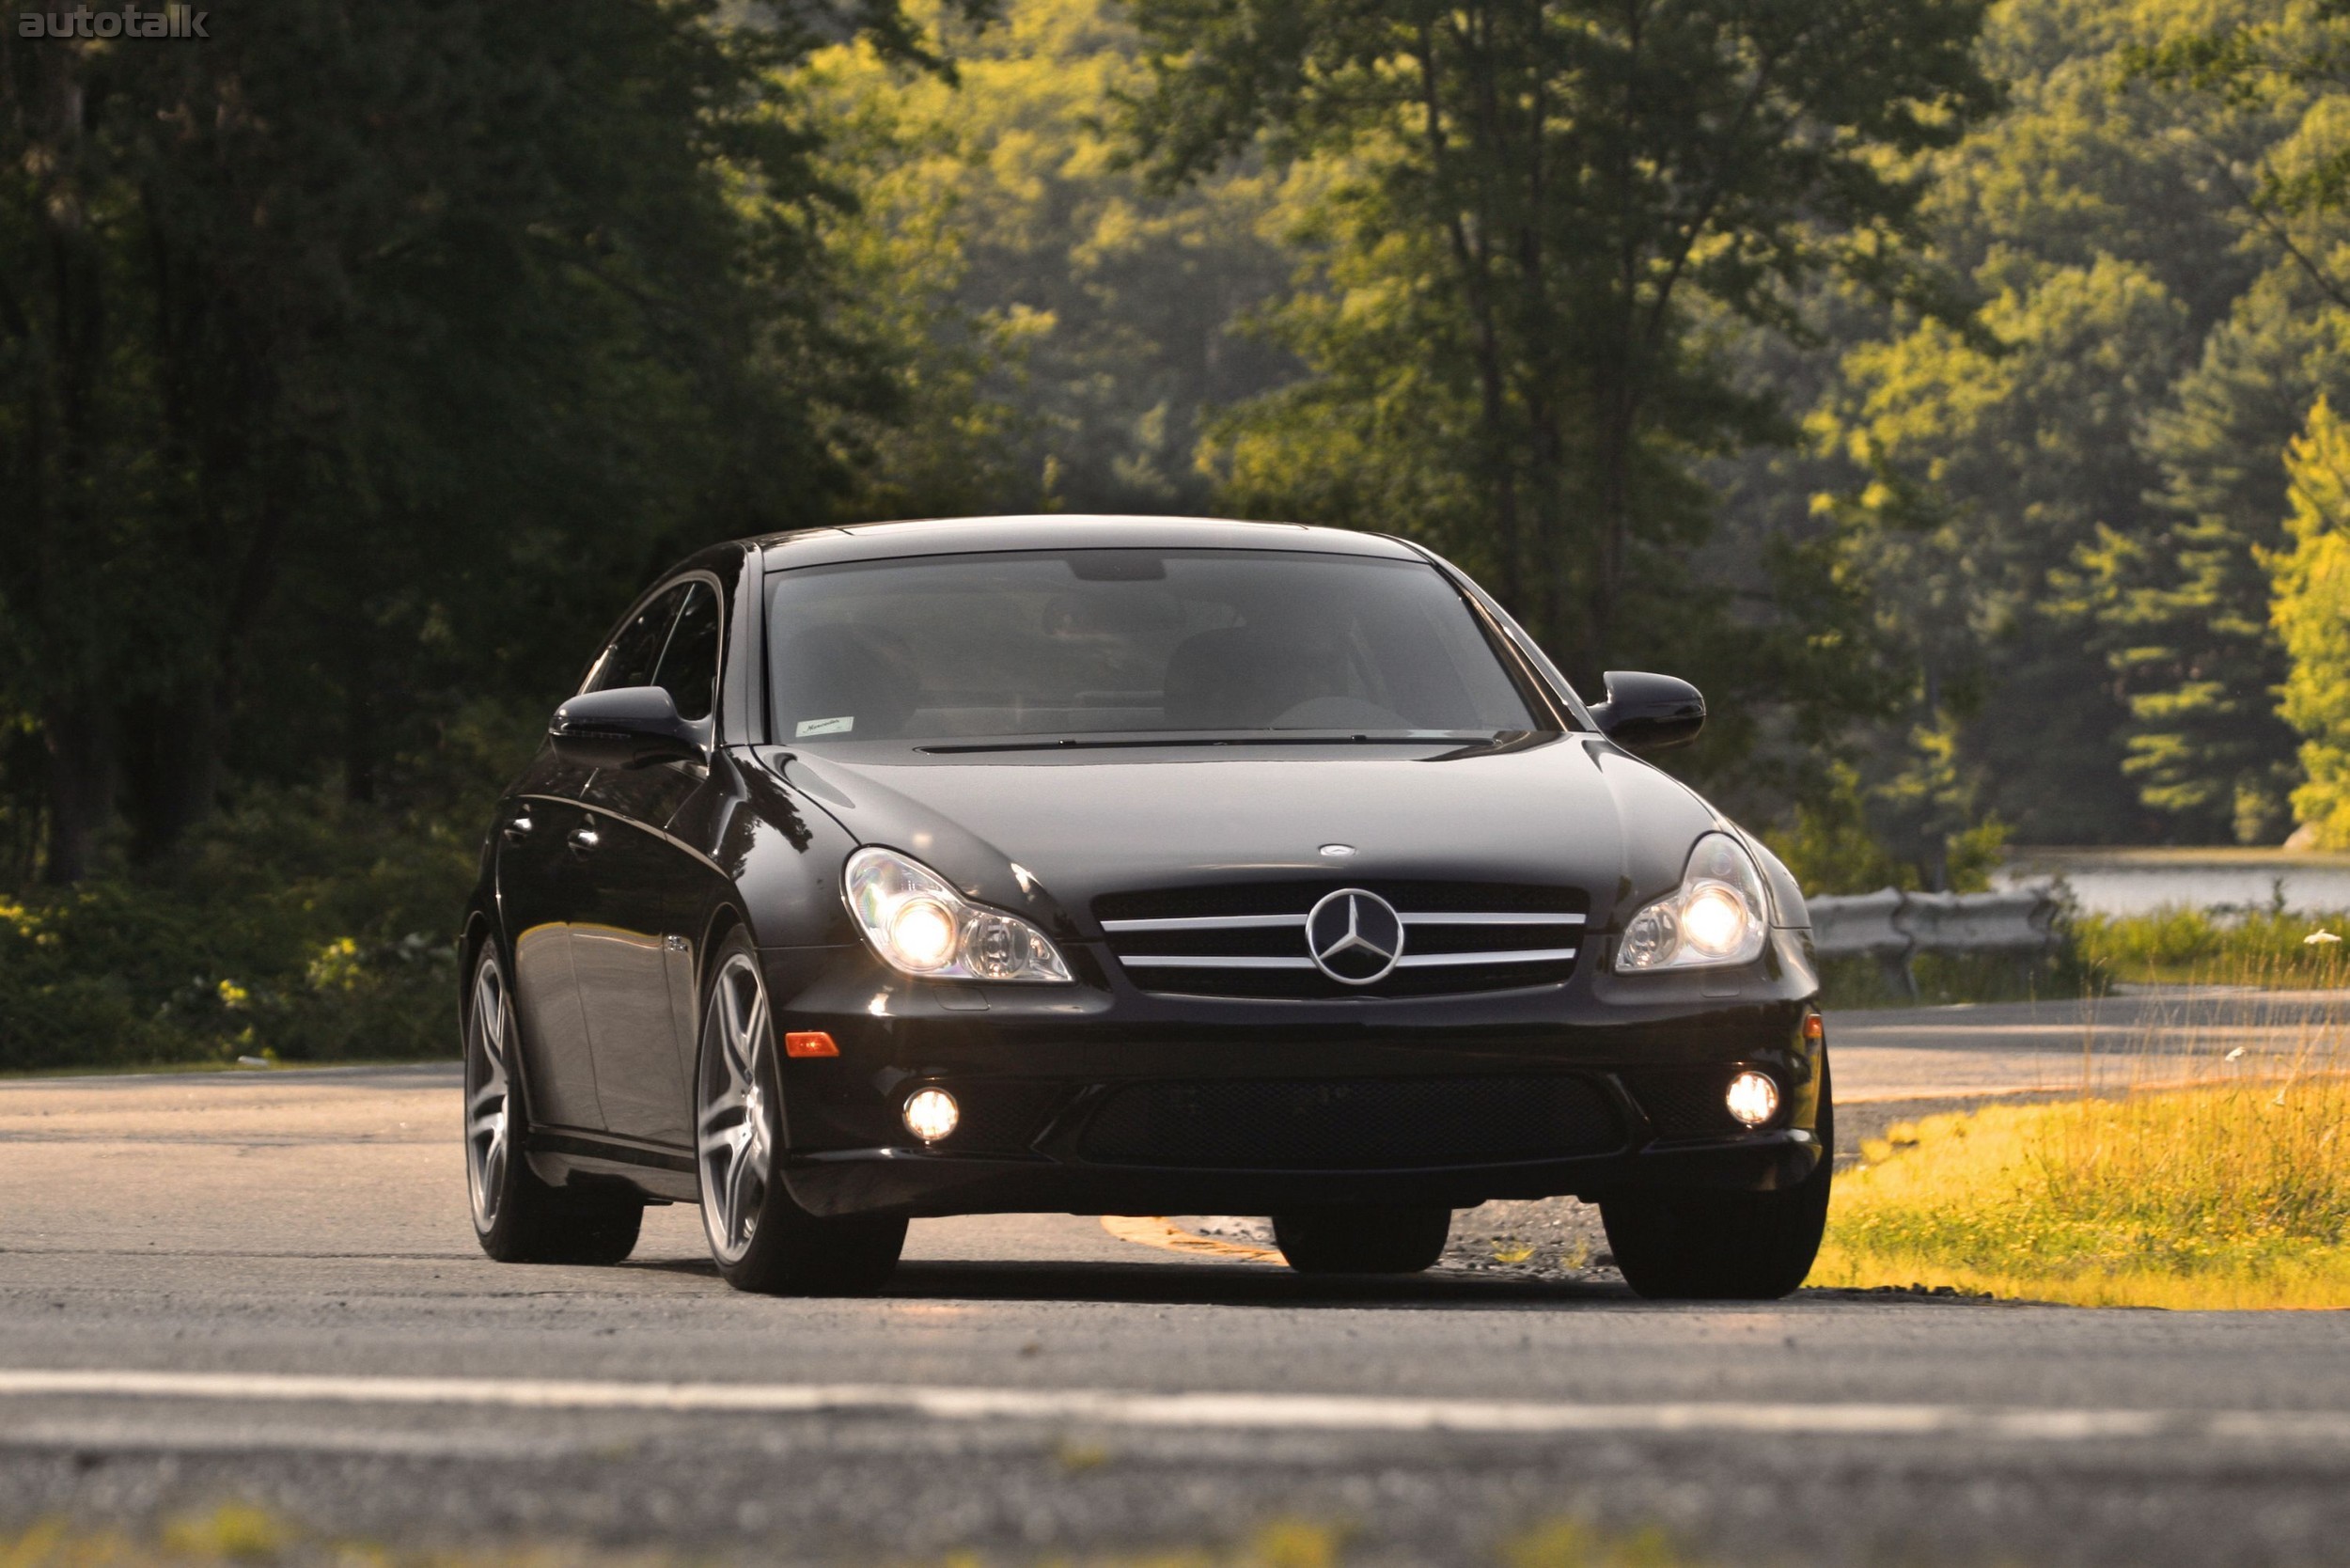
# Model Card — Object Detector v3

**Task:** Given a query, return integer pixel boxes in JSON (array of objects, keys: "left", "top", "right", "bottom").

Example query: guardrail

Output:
[{"left": 1808, "top": 885, "right": 2060, "bottom": 996}]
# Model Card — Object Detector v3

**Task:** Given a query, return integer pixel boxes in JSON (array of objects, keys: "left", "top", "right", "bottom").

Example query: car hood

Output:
[{"left": 766, "top": 736, "right": 1727, "bottom": 936}]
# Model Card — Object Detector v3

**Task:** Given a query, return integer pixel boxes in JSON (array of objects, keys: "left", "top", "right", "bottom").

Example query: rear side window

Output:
[
  {"left": 653, "top": 582, "right": 722, "bottom": 722},
  {"left": 587, "top": 585, "right": 687, "bottom": 696}
]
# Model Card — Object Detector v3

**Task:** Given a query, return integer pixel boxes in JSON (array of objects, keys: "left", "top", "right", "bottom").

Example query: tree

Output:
[
  {"left": 1121, "top": 0, "right": 1997, "bottom": 688},
  {"left": 2084, "top": 268, "right": 2350, "bottom": 841},
  {"left": 0, "top": 0, "right": 920, "bottom": 882},
  {"left": 798, "top": 0, "right": 1307, "bottom": 520},
  {"left": 1826, "top": 257, "right": 2197, "bottom": 844},
  {"left": 2270, "top": 396, "right": 2350, "bottom": 846}
]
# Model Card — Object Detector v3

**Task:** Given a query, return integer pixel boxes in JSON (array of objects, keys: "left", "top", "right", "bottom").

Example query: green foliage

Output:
[
  {"left": 0, "top": 796, "right": 469, "bottom": 1072},
  {"left": 798, "top": 0, "right": 1306, "bottom": 519},
  {"left": 2271, "top": 397, "right": 2350, "bottom": 845},
  {"left": 1797, "top": 0, "right": 2350, "bottom": 852},
  {"left": 2073, "top": 902, "right": 2350, "bottom": 985},
  {"left": 1826, "top": 254, "right": 2195, "bottom": 843},
  {"left": 0, "top": 0, "right": 951, "bottom": 888},
  {"left": 2091, "top": 268, "right": 2350, "bottom": 843},
  {"left": 0, "top": 704, "right": 529, "bottom": 1072},
  {"left": 1123, "top": 0, "right": 1997, "bottom": 695}
]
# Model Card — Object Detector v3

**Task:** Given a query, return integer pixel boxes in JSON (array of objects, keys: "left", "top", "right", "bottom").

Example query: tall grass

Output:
[
  {"left": 2074, "top": 906, "right": 2350, "bottom": 989},
  {"left": 1816, "top": 960, "right": 2350, "bottom": 1308}
]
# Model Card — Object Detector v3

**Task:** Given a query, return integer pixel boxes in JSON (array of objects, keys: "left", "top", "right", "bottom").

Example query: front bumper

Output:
[{"left": 759, "top": 929, "right": 1825, "bottom": 1220}]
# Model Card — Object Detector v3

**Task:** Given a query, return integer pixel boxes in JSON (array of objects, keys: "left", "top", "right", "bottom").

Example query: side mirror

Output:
[
  {"left": 1589, "top": 670, "right": 1704, "bottom": 754},
  {"left": 549, "top": 686, "right": 705, "bottom": 770}
]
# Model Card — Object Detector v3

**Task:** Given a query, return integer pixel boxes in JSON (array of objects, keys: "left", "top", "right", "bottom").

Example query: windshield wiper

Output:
[{"left": 914, "top": 730, "right": 1504, "bottom": 755}]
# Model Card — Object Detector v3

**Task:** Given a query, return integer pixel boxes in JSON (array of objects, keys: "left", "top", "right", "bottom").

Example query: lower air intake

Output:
[{"left": 1077, "top": 1074, "right": 1623, "bottom": 1169}]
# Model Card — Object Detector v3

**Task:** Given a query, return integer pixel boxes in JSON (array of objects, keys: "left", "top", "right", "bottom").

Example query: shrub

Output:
[{"left": 0, "top": 786, "right": 478, "bottom": 1073}]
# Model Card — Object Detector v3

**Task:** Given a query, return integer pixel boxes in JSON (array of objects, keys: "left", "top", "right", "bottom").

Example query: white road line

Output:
[{"left": 1, "top": 1370, "right": 2347, "bottom": 1444}]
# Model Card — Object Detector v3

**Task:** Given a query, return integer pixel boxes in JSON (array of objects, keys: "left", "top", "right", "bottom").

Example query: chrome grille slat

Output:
[
  {"left": 1095, "top": 879, "right": 1590, "bottom": 999},
  {"left": 1393, "top": 948, "right": 1579, "bottom": 967},
  {"left": 1100, "top": 914, "right": 1308, "bottom": 933},
  {"left": 1118, "top": 954, "right": 1319, "bottom": 969},
  {"left": 1402, "top": 912, "right": 1584, "bottom": 926}
]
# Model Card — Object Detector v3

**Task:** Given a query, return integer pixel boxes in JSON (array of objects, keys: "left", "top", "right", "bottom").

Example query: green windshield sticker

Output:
[{"left": 794, "top": 715, "right": 854, "bottom": 738}]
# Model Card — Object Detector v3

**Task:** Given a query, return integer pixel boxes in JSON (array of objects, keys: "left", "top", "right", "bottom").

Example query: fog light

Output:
[
  {"left": 1726, "top": 1071, "right": 1779, "bottom": 1127},
  {"left": 902, "top": 1087, "right": 960, "bottom": 1142}
]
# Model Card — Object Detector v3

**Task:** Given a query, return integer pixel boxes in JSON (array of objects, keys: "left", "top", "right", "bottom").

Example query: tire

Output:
[
  {"left": 1271, "top": 1205, "right": 1452, "bottom": 1274},
  {"left": 464, "top": 943, "right": 643, "bottom": 1265},
  {"left": 1600, "top": 1057, "right": 1834, "bottom": 1301},
  {"left": 695, "top": 931, "right": 906, "bottom": 1295}
]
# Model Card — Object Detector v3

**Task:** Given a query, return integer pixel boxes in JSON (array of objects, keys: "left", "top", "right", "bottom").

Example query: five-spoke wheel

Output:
[
  {"left": 697, "top": 949, "right": 776, "bottom": 1267},
  {"left": 464, "top": 943, "right": 642, "bottom": 1264},
  {"left": 694, "top": 930, "right": 905, "bottom": 1294}
]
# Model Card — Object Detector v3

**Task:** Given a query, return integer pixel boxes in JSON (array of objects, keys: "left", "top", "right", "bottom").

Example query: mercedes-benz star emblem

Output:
[{"left": 1306, "top": 888, "right": 1404, "bottom": 985}]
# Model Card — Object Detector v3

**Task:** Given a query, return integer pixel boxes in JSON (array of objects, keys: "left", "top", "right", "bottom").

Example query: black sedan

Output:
[{"left": 461, "top": 515, "right": 1830, "bottom": 1299}]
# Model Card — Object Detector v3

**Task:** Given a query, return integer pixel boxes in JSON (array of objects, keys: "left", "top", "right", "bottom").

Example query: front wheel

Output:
[
  {"left": 695, "top": 933, "right": 905, "bottom": 1295},
  {"left": 1599, "top": 1061, "right": 1833, "bottom": 1301},
  {"left": 1271, "top": 1206, "right": 1451, "bottom": 1274},
  {"left": 464, "top": 943, "right": 642, "bottom": 1264}
]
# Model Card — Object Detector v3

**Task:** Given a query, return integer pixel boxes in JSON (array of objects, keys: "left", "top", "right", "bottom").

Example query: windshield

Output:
[{"left": 764, "top": 549, "right": 1545, "bottom": 745}]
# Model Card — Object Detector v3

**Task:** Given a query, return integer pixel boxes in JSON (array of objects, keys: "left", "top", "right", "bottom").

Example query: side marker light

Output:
[
  {"left": 784, "top": 1031, "right": 839, "bottom": 1058},
  {"left": 1803, "top": 1013, "right": 1825, "bottom": 1044}
]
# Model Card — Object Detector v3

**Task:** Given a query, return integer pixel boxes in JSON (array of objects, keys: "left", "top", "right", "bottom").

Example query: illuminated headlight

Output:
[
  {"left": 1614, "top": 832, "right": 1771, "bottom": 972},
  {"left": 1726, "top": 1071, "right": 1780, "bottom": 1127},
  {"left": 902, "top": 1087, "right": 960, "bottom": 1142},
  {"left": 844, "top": 846, "right": 1073, "bottom": 983}
]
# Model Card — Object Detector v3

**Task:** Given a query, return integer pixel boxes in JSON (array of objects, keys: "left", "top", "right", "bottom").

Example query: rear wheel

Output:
[
  {"left": 696, "top": 933, "right": 905, "bottom": 1295},
  {"left": 464, "top": 944, "right": 642, "bottom": 1264},
  {"left": 1271, "top": 1206, "right": 1451, "bottom": 1274},
  {"left": 1600, "top": 1060, "right": 1833, "bottom": 1301}
]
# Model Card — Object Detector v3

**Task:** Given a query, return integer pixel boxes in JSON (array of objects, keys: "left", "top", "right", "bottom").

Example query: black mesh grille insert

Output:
[
  {"left": 1077, "top": 1074, "right": 1623, "bottom": 1169},
  {"left": 1622, "top": 1069, "right": 1747, "bottom": 1140},
  {"left": 926, "top": 1080, "right": 1068, "bottom": 1155}
]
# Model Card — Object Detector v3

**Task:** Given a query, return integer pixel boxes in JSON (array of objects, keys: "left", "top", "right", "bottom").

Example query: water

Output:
[{"left": 1991, "top": 855, "right": 2350, "bottom": 917}]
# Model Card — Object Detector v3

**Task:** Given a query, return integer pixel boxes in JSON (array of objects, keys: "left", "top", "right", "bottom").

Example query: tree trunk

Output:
[
  {"left": 123, "top": 679, "right": 215, "bottom": 864},
  {"left": 39, "top": 698, "right": 113, "bottom": 886}
]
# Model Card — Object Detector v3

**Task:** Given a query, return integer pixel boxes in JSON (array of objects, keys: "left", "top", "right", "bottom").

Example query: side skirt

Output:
[{"left": 527, "top": 1127, "right": 697, "bottom": 1204}]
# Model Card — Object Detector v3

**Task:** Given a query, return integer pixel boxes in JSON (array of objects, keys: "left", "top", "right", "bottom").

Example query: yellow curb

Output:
[{"left": 1099, "top": 1214, "right": 1285, "bottom": 1263}]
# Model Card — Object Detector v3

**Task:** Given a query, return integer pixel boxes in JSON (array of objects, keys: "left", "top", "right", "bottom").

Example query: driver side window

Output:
[
  {"left": 587, "top": 586, "right": 688, "bottom": 696},
  {"left": 651, "top": 582, "right": 721, "bottom": 723}
]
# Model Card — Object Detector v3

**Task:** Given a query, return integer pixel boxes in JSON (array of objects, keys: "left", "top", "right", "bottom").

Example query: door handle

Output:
[
  {"left": 502, "top": 814, "right": 535, "bottom": 842},
  {"left": 567, "top": 825, "right": 602, "bottom": 853}
]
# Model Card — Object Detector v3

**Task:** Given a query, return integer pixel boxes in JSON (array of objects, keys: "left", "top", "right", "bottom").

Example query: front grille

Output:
[
  {"left": 1095, "top": 879, "right": 1587, "bottom": 999},
  {"left": 1078, "top": 1074, "right": 1623, "bottom": 1168},
  {"left": 1622, "top": 1069, "right": 1747, "bottom": 1140}
]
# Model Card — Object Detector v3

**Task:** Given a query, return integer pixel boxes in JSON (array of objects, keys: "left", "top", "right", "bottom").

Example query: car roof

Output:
[{"left": 750, "top": 514, "right": 1426, "bottom": 570}]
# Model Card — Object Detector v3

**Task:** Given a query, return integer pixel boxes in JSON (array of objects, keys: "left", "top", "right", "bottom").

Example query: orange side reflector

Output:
[
  {"left": 1802, "top": 1014, "right": 1825, "bottom": 1043},
  {"left": 783, "top": 1031, "right": 839, "bottom": 1058}
]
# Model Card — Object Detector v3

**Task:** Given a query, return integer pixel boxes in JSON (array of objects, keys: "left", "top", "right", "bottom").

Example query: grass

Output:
[
  {"left": 2074, "top": 906, "right": 2350, "bottom": 989},
  {"left": 1817, "top": 903, "right": 2350, "bottom": 1008},
  {"left": 0, "top": 1511, "right": 1709, "bottom": 1568},
  {"left": 1816, "top": 1070, "right": 2350, "bottom": 1309}
]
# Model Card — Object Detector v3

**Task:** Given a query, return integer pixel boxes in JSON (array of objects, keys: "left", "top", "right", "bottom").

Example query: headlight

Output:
[
  {"left": 843, "top": 846, "right": 1073, "bottom": 983},
  {"left": 1614, "top": 832, "right": 1770, "bottom": 972}
]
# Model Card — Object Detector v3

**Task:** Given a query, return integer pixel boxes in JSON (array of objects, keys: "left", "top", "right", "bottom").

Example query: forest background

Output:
[{"left": 6, "top": 0, "right": 2350, "bottom": 1067}]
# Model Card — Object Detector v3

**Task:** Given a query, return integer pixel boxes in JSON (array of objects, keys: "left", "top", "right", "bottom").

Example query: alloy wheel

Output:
[
  {"left": 697, "top": 952, "right": 776, "bottom": 1265},
  {"left": 464, "top": 951, "right": 514, "bottom": 1233}
]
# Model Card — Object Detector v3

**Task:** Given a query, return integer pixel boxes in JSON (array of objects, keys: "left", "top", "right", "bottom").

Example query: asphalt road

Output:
[{"left": 2, "top": 1001, "right": 2347, "bottom": 1566}]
